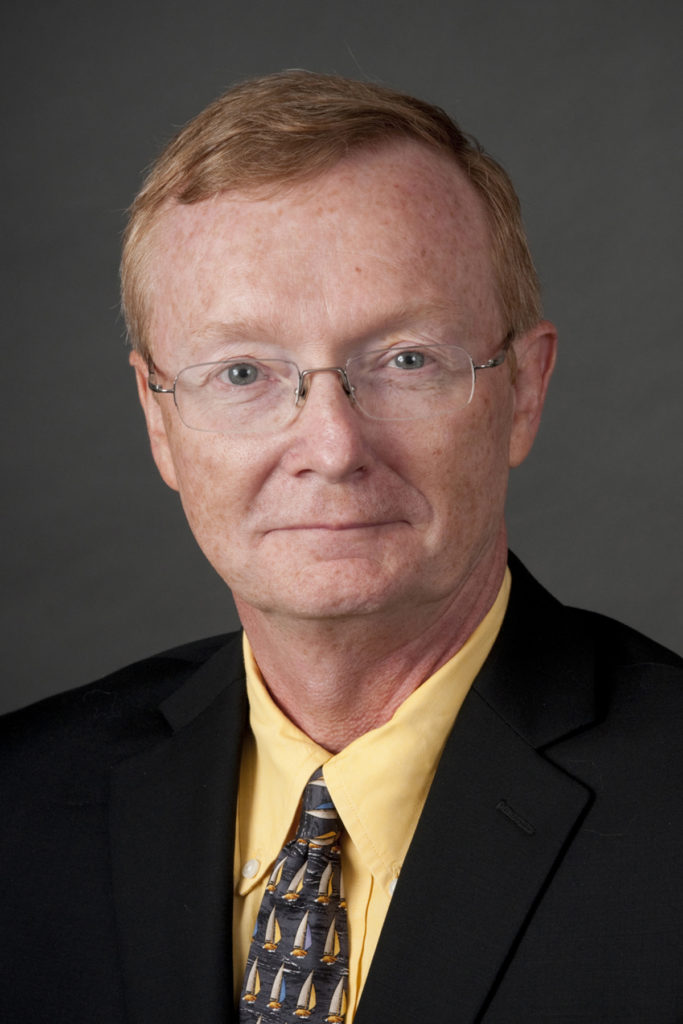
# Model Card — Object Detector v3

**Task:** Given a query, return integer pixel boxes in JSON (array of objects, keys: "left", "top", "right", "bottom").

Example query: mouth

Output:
[{"left": 276, "top": 520, "right": 404, "bottom": 532}]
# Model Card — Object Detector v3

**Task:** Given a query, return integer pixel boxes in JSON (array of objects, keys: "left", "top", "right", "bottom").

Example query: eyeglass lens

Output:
[{"left": 172, "top": 345, "right": 477, "bottom": 434}]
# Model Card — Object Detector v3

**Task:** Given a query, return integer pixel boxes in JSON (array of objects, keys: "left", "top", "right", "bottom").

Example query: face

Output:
[{"left": 131, "top": 142, "right": 556, "bottom": 628}]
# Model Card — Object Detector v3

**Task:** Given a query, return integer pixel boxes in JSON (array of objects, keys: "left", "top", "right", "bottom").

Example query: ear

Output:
[
  {"left": 508, "top": 320, "right": 558, "bottom": 468},
  {"left": 129, "top": 351, "right": 180, "bottom": 491}
]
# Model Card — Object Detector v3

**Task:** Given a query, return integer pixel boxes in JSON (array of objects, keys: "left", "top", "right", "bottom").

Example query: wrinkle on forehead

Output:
[{"left": 194, "top": 299, "right": 462, "bottom": 341}]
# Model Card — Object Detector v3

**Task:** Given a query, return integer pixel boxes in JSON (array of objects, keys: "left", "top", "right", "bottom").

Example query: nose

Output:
[{"left": 283, "top": 366, "right": 371, "bottom": 481}]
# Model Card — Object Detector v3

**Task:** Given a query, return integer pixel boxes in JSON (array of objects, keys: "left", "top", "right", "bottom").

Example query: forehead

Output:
[{"left": 145, "top": 141, "right": 500, "bottom": 355}]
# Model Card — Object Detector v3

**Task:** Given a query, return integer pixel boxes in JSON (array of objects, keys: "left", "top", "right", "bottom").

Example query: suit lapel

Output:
[
  {"left": 108, "top": 636, "right": 247, "bottom": 1024},
  {"left": 356, "top": 557, "right": 598, "bottom": 1023}
]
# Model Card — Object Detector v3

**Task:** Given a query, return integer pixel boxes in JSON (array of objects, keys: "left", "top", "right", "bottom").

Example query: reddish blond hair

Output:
[{"left": 121, "top": 71, "right": 541, "bottom": 356}]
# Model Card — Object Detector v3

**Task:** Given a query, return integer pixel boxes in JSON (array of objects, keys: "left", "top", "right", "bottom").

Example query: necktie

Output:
[{"left": 240, "top": 767, "right": 349, "bottom": 1022}]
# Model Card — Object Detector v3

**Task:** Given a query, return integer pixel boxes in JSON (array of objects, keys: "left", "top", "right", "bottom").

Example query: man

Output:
[{"left": 1, "top": 72, "right": 681, "bottom": 1023}]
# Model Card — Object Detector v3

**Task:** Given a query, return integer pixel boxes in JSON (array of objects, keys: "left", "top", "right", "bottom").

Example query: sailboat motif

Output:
[
  {"left": 263, "top": 907, "right": 281, "bottom": 951},
  {"left": 321, "top": 916, "right": 341, "bottom": 963},
  {"left": 308, "top": 798, "right": 342, "bottom": 850},
  {"left": 283, "top": 859, "right": 308, "bottom": 901},
  {"left": 267, "top": 961, "right": 286, "bottom": 1010},
  {"left": 338, "top": 871, "right": 347, "bottom": 910},
  {"left": 291, "top": 909, "right": 312, "bottom": 957},
  {"left": 293, "top": 971, "right": 316, "bottom": 1018},
  {"left": 242, "top": 957, "right": 260, "bottom": 1003},
  {"left": 309, "top": 829, "right": 339, "bottom": 850},
  {"left": 306, "top": 779, "right": 341, "bottom": 837},
  {"left": 315, "top": 861, "right": 335, "bottom": 904},
  {"left": 266, "top": 856, "right": 287, "bottom": 892},
  {"left": 324, "top": 977, "right": 347, "bottom": 1023}
]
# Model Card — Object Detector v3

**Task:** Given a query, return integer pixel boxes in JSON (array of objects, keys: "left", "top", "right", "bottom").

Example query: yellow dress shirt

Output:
[{"left": 233, "top": 569, "right": 511, "bottom": 1018}]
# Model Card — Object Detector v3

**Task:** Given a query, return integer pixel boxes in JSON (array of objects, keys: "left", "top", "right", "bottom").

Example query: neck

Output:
[{"left": 236, "top": 541, "right": 508, "bottom": 752}]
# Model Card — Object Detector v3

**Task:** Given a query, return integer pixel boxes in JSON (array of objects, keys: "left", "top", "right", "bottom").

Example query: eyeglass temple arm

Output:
[
  {"left": 473, "top": 352, "right": 506, "bottom": 371},
  {"left": 146, "top": 359, "right": 175, "bottom": 395},
  {"left": 473, "top": 331, "right": 515, "bottom": 372}
]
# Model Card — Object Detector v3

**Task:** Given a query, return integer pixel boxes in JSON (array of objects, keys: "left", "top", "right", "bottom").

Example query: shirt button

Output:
[{"left": 242, "top": 858, "right": 260, "bottom": 879}]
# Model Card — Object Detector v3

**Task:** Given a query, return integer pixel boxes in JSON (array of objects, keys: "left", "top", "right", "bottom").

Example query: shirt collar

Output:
[{"left": 237, "top": 568, "right": 510, "bottom": 895}]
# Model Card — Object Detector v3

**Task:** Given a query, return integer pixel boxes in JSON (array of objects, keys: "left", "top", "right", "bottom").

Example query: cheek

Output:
[
  {"left": 429, "top": 392, "right": 513, "bottom": 535},
  {"left": 165, "top": 433, "right": 261, "bottom": 558}
]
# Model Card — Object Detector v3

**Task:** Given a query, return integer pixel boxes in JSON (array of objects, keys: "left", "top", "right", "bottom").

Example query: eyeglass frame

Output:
[{"left": 146, "top": 332, "right": 514, "bottom": 433}]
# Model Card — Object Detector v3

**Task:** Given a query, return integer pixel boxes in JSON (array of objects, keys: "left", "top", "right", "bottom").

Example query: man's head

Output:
[
  {"left": 121, "top": 70, "right": 541, "bottom": 362},
  {"left": 126, "top": 73, "right": 556, "bottom": 635}
]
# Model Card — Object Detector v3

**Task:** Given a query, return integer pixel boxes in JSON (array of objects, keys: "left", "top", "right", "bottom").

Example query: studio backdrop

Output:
[{"left": 2, "top": 0, "right": 681, "bottom": 712}]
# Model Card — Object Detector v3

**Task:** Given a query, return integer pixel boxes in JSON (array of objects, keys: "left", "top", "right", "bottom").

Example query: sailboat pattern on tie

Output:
[{"left": 240, "top": 768, "right": 349, "bottom": 1022}]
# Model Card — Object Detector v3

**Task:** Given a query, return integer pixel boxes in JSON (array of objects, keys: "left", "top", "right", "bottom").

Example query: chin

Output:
[{"left": 234, "top": 558, "right": 423, "bottom": 621}]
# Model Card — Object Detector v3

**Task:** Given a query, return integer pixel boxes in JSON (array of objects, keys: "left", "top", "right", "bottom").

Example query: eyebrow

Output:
[
  {"left": 193, "top": 302, "right": 462, "bottom": 345},
  {"left": 190, "top": 317, "right": 280, "bottom": 343}
]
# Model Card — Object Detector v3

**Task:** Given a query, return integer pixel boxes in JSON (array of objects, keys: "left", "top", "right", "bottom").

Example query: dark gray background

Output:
[{"left": 2, "top": 0, "right": 681, "bottom": 714}]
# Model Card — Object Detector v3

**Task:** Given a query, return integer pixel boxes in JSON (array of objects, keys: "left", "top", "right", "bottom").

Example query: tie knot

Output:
[{"left": 297, "top": 767, "right": 341, "bottom": 843}]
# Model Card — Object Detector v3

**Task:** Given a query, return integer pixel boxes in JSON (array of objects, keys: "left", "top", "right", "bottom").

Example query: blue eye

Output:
[
  {"left": 225, "top": 362, "right": 260, "bottom": 385},
  {"left": 392, "top": 350, "right": 426, "bottom": 369}
]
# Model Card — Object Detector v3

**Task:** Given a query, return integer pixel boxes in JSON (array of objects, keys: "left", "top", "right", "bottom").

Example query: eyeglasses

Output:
[{"left": 148, "top": 338, "right": 510, "bottom": 436}]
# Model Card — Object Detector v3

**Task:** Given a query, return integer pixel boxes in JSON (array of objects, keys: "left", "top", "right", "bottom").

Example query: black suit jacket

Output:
[{"left": 2, "top": 557, "right": 682, "bottom": 1023}]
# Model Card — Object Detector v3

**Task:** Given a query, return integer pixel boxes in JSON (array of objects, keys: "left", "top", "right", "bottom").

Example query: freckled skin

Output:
[{"left": 131, "top": 141, "right": 556, "bottom": 748}]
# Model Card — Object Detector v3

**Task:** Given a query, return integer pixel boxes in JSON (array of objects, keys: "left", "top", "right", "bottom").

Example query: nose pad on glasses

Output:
[{"left": 296, "top": 366, "right": 355, "bottom": 405}]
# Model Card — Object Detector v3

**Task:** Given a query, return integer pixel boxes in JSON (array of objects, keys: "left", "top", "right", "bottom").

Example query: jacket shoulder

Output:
[
  {"left": 572, "top": 608, "right": 683, "bottom": 743},
  {"left": 572, "top": 605, "right": 682, "bottom": 671},
  {"left": 0, "top": 631, "right": 242, "bottom": 802}
]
